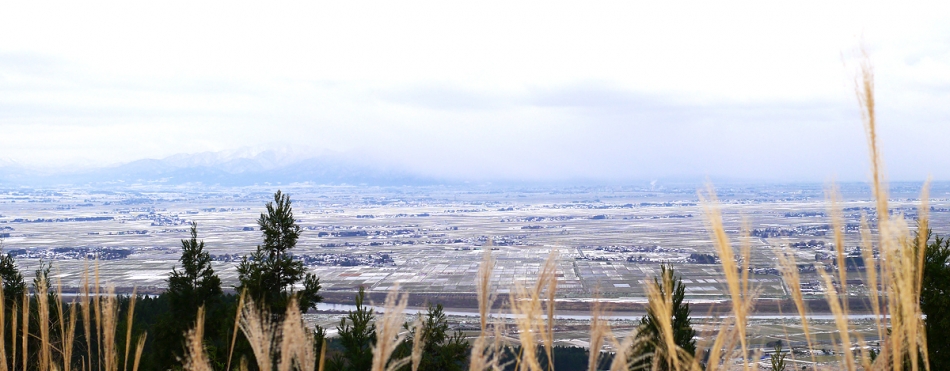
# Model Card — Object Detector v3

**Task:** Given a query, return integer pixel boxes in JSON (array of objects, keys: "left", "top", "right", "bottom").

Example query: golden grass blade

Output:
[
  {"left": 22, "top": 290, "right": 28, "bottom": 371},
  {"left": 827, "top": 185, "right": 849, "bottom": 315},
  {"left": 237, "top": 298, "right": 276, "bottom": 371},
  {"left": 131, "top": 332, "right": 146, "bottom": 371},
  {"left": 96, "top": 262, "right": 103, "bottom": 371},
  {"left": 542, "top": 249, "right": 558, "bottom": 371},
  {"left": 470, "top": 243, "right": 498, "bottom": 371},
  {"left": 859, "top": 216, "right": 884, "bottom": 344},
  {"left": 478, "top": 240, "right": 496, "bottom": 332},
  {"left": 509, "top": 282, "right": 541, "bottom": 371},
  {"left": 587, "top": 298, "right": 606, "bottom": 371},
  {"left": 774, "top": 249, "right": 817, "bottom": 366},
  {"left": 410, "top": 316, "right": 423, "bottom": 371},
  {"left": 370, "top": 286, "right": 410, "bottom": 371},
  {"left": 123, "top": 288, "right": 137, "bottom": 371},
  {"left": 0, "top": 277, "right": 5, "bottom": 371},
  {"left": 226, "top": 290, "right": 247, "bottom": 371},
  {"left": 699, "top": 186, "right": 751, "bottom": 368},
  {"left": 65, "top": 299, "right": 78, "bottom": 371},
  {"left": 38, "top": 275, "right": 52, "bottom": 371},
  {"left": 81, "top": 262, "right": 93, "bottom": 371},
  {"left": 279, "top": 297, "right": 316, "bottom": 371},
  {"left": 318, "top": 341, "right": 327, "bottom": 371},
  {"left": 183, "top": 306, "right": 212, "bottom": 371},
  {"left": 56, "top": 275, "right": 74, "bottom": 371},
  {"left": 102, "top": 287, "right": 120, "bottom": 371},
  {"left": 817, "top": 266, "right": 856, "bottom": 371},
  {"left": 11, "top": 301, "right": 16, "bottom": 371},
  {"left": 645, "top": 272, "right": 679, "bottom": 370},
  {"left": 916, "top": 180, "right": 932, "bottom": 371}
]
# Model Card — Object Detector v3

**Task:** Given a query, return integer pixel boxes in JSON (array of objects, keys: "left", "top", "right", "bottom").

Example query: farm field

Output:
[{"left": 1, "top": 182, "right": 948, "bottom": 317}]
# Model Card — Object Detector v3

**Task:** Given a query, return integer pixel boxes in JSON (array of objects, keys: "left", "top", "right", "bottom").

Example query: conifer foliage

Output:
[
  {"left": 922, "top": 232, "right": 950, "bottom": 366},
  {"left": 0, "top": 246, "right": 25, "bottom": 305},
  {"left": 168, "top": 221, "right": 222, "bottom": 317},
  {"left": 237, "top": 190, "right": 323, "bottom": 315},
  {"left": 328, "top": 286, "right": 377, "bottom": 371},
  {"left": 629, "top": 265, "right": 696, "bottom": 371},
  {"left": 395, "top": 304, "right": 471, "bottom": 371}
]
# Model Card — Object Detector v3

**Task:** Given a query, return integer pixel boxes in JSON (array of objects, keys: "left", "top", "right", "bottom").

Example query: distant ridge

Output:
[{"left": 0, "top": 150, "right": 438, "bottom": 187}]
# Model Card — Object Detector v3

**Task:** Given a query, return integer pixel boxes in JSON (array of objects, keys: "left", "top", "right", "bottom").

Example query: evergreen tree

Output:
[
  {"left": 395, "top": 304, "right": 471, "bottom": 371},
  {"left": 0, "top": 246, "right": 24, "bottom": 306},
  {"left": 328, "top": 287, "right": 376, "bottom": 371},
  {"left": 921, "top": 231, "right": 950, "bottom": 366},
  {"left": 168, "top": 222, "right": 223, "bottom": 317},
  {"left": 769, "top": 342, "right": 787, "bottom": 371},
  {"left": 629, "top": 265, "right": 696, "bottom": 371},
  {"left": 237, "top": 190, "right": 322, "bottom": 314},
  {"left": 155, "top": 222, "right": 224, "bottom": 370}
]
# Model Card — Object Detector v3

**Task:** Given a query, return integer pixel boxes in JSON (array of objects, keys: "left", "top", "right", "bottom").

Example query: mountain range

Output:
[{"left": 0, "top": 150, "right": 436, "bottom": 187}]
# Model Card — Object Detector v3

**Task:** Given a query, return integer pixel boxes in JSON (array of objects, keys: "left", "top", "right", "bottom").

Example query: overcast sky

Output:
[{"left": 1, "top": 2, "right": 949, "bottom": 182}]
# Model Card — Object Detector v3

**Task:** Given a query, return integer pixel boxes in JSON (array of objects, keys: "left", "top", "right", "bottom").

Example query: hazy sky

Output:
[{"left": 1, "top": 2, "right": 949, "bottom": 182}]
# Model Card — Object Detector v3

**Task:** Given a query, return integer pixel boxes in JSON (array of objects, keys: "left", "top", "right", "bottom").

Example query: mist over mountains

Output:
[{"left": 0, "top": 150, "right": 436, "bottom": 187}]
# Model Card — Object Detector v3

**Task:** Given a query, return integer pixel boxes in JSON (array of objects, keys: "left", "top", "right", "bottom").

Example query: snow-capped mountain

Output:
[{"left": 0, "top": 150, "right": 435, "bottom": 186}]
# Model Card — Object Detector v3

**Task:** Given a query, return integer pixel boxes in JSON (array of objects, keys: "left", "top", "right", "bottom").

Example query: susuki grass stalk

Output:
[
  {"left": 0, "top": 278, "right": 6, "bottom": 371},
  {"left": 57, "top": 276, "right": 77, "bottom": 371},
  {"left": 410, "top": 317, "right": 424, "bottom": 371},
  {"left": 279, "top": 298, "right": 317, "bottom": 371},
  {"left": 132, "top": 333, "right": 147, "bottom": 371},
  {"left": 370, "top": 286, "right": 410, "bottom": 371},
  {"left": 822, "top": 187, "right": 857, "bottom": 371},
  {"left": 237, "top": 298, "right": 276, "bottom": 371},
  {"left": 102, "top": 287, "right": 120, "bottom": 371},
  {"left": 37, "top": 276, "right": 52, "bottom": 371},
  {"left": 123, "top": 288, "right": 138, "bottom": 371},
  {"left": 470, "top": 244, "right": 498, "bottom": 371},
  {"left": 854, "top": 55, "right": 929, "bottom": 371},
  {"left": 226, "top": 290, "right": 247, "bottom": 371},
  {"left": 775, "top": 249, "right": 817, "bottom": 366},
  {"left": 11, "top": 300, "right": 17, "bottom": 371},
  {"left": 541, "top": 250, "right": 558, "bottom": 371},
  {"left": 96, "top": 263, "right": 103, "bottom": 371},
  {"left": 182, "top": 306, "right": 212, "bottom": 371},
  {"left": 700, "top": 187, "right": 753, "bottom": 369},
  {"left": 508, "top": 250, "right": 558, "bottom": 371},
  {"left": 586, "top": 298, "right": 607, "bottom": 371},
  {"left": 21, "top": 290, "right": 28, "bottom": 371},
  {"left": 81, "top": 263, "right": 93, "bottom": 371}
]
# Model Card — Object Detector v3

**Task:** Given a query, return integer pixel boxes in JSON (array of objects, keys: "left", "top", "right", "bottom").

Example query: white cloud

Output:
[{"left": 1, "top": 1, "right": 949, "bottom": 181}]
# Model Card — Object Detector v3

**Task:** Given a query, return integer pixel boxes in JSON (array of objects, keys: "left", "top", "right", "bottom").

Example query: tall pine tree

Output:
[
  {"left": 629, "top": 265, "right": 696, "bottom": 371},
  {"left": 327, "top": 286, "right": 376, "bottom": 371},
  {"left": 168, "top": 221, "right": 222, "bottom": 316},
  {"left": 155, "top": 222, "right": 224, "bottom": 370},
  {"left": 922, "top": 231, "right": 950, "bottom": 366},
  {"left": 237, "top": 190, "right": 322, "bottom": 315}
]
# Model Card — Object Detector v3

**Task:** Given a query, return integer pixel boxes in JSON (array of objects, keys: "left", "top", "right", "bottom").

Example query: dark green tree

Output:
[
  {"left": 769, "top": 342, "right": 787, "bottom": 371},
  {"left": 921, "top": 231, "right": 950, "bottom": 367},
  {"left": 629, "top": 265, "right": 696, "bottom": 371},
  {"left": 154, "top": 222, "right": 224, "bottom": 371},
  {"left": 395, "top": 304, "right": 471, "bottom": 371},
  {"left": 0, "top": 247, "right": 25, "bottom": 305},
  {"left": 168, "top": 222, "right": 223, "bottom": 316},
  {"left": 327, "top": 287, "right": 376, "bottom": 371},
  {"left": 237, "top": 190, "right": 322, "bottom": 315}
]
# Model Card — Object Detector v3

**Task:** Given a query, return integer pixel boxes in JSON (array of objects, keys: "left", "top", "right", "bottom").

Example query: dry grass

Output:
[
  {"left": 279, "top": 298, "right": 318, "bottom": 371},
  {"left": 409, "top": 316, "right": 424, "bottom": 371},
  {"left": 237, "top": 299, "right": 277, "bottom": 371},
  {"left": 182, "top": 306, "right": 212, "bottom": 371},
  {"left": 371, "top": 286, "right": 410, "bottom": 371}
]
